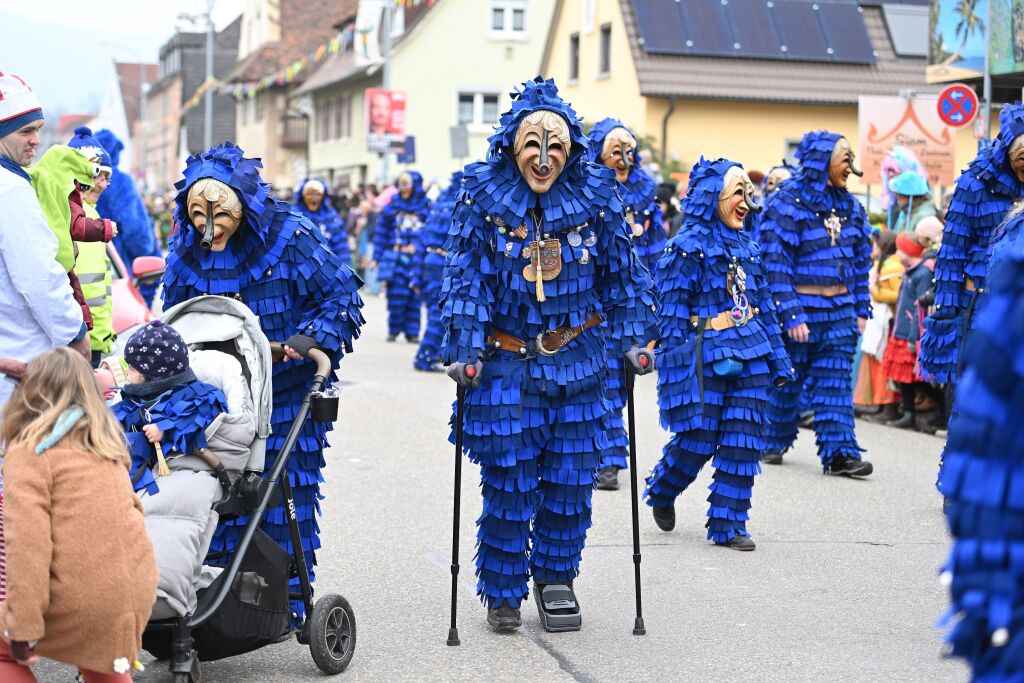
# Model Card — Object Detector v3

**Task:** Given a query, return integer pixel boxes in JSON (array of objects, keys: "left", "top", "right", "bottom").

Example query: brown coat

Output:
[{"left": 0, "top": 442, "right": 157, "bottom": 674}]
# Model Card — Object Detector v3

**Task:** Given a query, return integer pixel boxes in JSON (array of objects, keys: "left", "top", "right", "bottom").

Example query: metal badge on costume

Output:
[
  {"left": 523, "top": 239, "right": 562, "bottom": 301},
  {"left": 824, "top": 210, "right": 843, "bottom": 245},
  {"left": 398, "top": 212, "right": 421, "bottom": 231}
]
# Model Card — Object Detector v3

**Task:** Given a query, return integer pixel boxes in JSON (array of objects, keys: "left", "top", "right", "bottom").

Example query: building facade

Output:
[{"left": 541, "top": 0, "right": 983, "bottom": 195}]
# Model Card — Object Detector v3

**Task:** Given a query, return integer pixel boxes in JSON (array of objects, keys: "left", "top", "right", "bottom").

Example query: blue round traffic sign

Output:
[{"left": 937, "top": 84, "right": 979, "bottom": 128}]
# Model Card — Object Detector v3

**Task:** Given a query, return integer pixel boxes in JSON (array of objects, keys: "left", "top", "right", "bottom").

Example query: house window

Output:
[
  {"left": 254, "top": 92, "right": 266, "bottom": 122},
  {"left": 457, "top": 92, "right": 501, "bottom": 127},
  {"left": 599, "top": 24, "right": 611, "bottom": 76},
  {"left": 569, "top": 33, "right": 580, "bottom": 82},
  {"left": 490, "top": 0, "right": 527, "bottom": 40},
  {"left": 337, "top": 94, "right": 352, "bottom": 139}
]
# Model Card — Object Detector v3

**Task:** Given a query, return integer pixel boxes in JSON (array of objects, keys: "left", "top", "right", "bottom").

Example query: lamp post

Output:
[{"left": 204, "top": 0, "right": 215, "bottom": 149}]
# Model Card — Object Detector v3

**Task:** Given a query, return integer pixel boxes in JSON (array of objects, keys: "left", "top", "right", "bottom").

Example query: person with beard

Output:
[
  {"left": 759, "top": 131, "right": 874, "bottom": 477},
  {"left": 161, "top": 142, "right": 365, "bottom": 621},
  {"left": 919, "top": 104, "right": 1024, "bottom": 387},
  {"left": 293, "top": 178, "right": 350, "bottom": 265},
  {"left": 644, "top": 158, "right": 792, "bottom": 550},
  {"left": 372, "top": 171, "right": 431, "bottom": 342},
  {"left": 412, "top": 170, "right": 462, "bottom": 372},
  {"left": 440, "top": 77, "right": 658, "bottom": 633},
  {"left": 585, "top": 118, "right": 664, "bottom": 491}
]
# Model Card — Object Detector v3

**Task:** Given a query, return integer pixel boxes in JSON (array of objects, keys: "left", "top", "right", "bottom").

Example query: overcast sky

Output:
[{"left": 2, "top": 0, "right": 244, "bottom": 114}]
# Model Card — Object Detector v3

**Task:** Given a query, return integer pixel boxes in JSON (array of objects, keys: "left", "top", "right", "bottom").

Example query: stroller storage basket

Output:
[{"left": 144, "top": 529, "right": 292, "bottom": 662}]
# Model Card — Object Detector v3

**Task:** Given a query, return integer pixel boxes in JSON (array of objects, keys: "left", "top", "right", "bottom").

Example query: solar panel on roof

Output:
[
  {"left": 631, "top": 0, "right": 689, "bottom": 55},
  {"left": 727, "top": 0, "right": 784, "bottom": 59},
  {"left": 679, "top": 0, "right": 734, "bottom": 56},
  {"left": 772, "top": 1, "right": 829, "bottom": 60},
  {"left": 629, "top": 0, "right": 876, "bottom": 65},
  {"left": 819, "top": 3, "right": 877, "bottom": 63}
]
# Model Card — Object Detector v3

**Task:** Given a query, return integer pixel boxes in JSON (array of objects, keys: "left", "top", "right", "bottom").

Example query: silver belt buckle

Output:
[{"left": 535, "top": 331, "right": 558, "bottom": 356}]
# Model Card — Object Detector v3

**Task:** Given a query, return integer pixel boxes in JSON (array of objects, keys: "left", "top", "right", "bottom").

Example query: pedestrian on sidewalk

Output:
[
  {"left": 854, "top": 230, "right": 901, "bottom": 420},
  {"left": 644, "top": 159, "right": 792, "bottom": 551},
  {"left": 881, "top": 232, "right": 942, "bottom": 431},
  {"left": 0, "top": 72, "right": 88, "bottom": 414},
  {"left": 0, "top": 347, "right": 157, "bottom": 682}
]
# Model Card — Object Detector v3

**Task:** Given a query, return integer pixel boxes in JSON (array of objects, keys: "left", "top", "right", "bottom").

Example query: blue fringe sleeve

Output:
[
  {"left": 126, "top": 431, "right": 160, "bottom": 496},
  {"left": 439, "top": 196, "right": 496, "bottom": 364},
  {"left": 289, "top": 217, "right": 366, "bottom": 360},
  {"left": 373, "top": 204, "right": 397, "bottom": 280},
  {"left": 654, "top": 238, "right": 701, "bottom": 433},
  {"left": 938, "top": 249, "right": 1024, "bottom": 674},
  {"left": 325, "top": 214, "right": 349, "bottom": 261},
  {"left": 759, "top": 198, "right": 807, "bottom": 331},
  {"left": 596, "top": 206, "right": 660, "bottom": 355},
  {"left": 750, "top": 247, "right": 794, "bottom": 383},
  {"left": 851, "top": 203, "right": 872, "bottom": 319},
  {"left": 151, "top": 381, "right": 229, "bottom": 456}
]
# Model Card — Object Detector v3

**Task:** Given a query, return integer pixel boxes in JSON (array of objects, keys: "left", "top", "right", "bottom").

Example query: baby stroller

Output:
[{"left": 138, "top": 295, "right": 355, "bottom": 682}]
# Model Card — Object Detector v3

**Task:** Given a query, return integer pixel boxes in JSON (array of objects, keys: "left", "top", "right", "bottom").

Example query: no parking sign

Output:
[{"left": 937, "top": 84, "right": 979, "bottom": 128}]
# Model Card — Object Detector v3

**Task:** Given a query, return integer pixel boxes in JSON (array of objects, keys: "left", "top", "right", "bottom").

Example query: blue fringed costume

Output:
[
  {"left": 412, "top": 171, "right": 462, "bottom": 371},
  {"left": 161, "top": 143, "right": 365, "bottom": 618},
  {"left": 94, "top": 129, "right": 162, "bottom": 307},
  {"left": 586, "top": 118, "right": 665, "bottom": 477},
  {"left": 373, "top": 171, "right": 431, "bottom": 340},
  {"left": 293, "top": 177, "right": 350, "bottom": 265},
  {"left": 938, "top": 216, "right": 1024, "bottom": 680},
  {"left": 758, "top": 131, "right": 873, "bottom": 473},
  {"left": 919, "top": 104, "right": 1024, "bottom": 385},
  {"left": 440, "top": 78, "right": 659, "bottom": 609},
  {"left": 644, "top": 159, "right": 791, "bottom": 545}
]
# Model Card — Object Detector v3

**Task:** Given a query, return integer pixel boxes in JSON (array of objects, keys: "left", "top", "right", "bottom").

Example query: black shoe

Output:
[
  {"left": 887, "top": 413, "right": 916, "bottom": 430},
  {"left": 829, "top": 455, "right": 873, "bottom": 478},
  {"left": 715, "top": 535, "right": 756, "bottom": 551},
  {"left": 854, "top": 404, "right": 881, "bottom": 417},
  {"left": 799, "top": 412, "right": 814, "bottom": 430},
  {"left": 762, "top": 451, "right": 784, "bottom": 465},
  {"left": 406, "top": 334, "right": 420, "bottom": 343},
  {"left": 386, "top": 334, "right": 397, "bottom": 342},
  {"left": 595, "top": 466, "right": 620, "bottom": 491},
  {"left": 487, "top": 606, "right": 522, "bottom": 633},
  {"left": 652, "top": 505, "right": 675, "bottom": 531}
]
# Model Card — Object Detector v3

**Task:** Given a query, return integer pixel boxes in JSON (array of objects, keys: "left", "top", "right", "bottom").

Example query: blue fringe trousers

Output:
[
  {"left": 414, "top": 266, "right": 444, "bottom": 369},
  {"left": 765, "top": 307, "right": 863, "bottom": 470},
  {"left": 459, "top": 359, "right": 604, "bottom": 608},
  {"left": 645, "top": 358, "right": 769, "bottom": 542},
  {"left": 384, "top": 256, "right": 422, "bottom": 338},
  {"left": 598, "top": 350, "right": 629, "bottom": 471}
]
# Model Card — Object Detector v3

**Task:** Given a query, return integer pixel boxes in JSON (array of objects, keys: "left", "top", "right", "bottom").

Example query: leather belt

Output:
[
  {"left": 964, "top": 276, "right": 977, "bottom": 292},
  {"left": 427, "top": 247, "right": 448, "bottom": 256},
  {"left": 690, "top": 308, "right": 759, "bottom": 332},
  {"left": 486, "top": 313, "right": 604, "bottom": 357},
  {"left": 795, "top": 284, "right": 848, "bottom": 297},
  {"left": 393, "top": 245, "right": 417, "bottom": 254}
]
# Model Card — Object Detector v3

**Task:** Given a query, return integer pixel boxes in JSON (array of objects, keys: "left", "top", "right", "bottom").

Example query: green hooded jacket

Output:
[{"left": 28, "top": 145, "right": 94, "bottom": 272}]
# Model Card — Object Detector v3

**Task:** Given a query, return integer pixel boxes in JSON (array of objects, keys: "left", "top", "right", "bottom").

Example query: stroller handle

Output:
[{"left": 268, "top": 343, "right": 332, "bottom": 379}]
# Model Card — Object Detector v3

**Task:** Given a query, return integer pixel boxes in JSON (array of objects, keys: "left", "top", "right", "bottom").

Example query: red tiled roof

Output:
[
  {"left": 115, "top": 62, "right": 159, "bottom": 124},
  {"left": 228, "top": 0, "right": 359, "bottom": 84}
]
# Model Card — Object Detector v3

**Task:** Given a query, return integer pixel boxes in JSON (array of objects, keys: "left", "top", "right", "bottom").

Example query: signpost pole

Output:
[
  {"left": 379, "top": 2, "right": 393, "bottom": 188},
  {"left": 982, "top": 0, "right": 992, "bottom": 142}
]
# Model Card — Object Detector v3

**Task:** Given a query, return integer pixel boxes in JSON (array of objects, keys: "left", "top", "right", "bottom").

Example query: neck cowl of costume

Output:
[{"left": 460, "top": 76, "right": 615, "bottom": 231}]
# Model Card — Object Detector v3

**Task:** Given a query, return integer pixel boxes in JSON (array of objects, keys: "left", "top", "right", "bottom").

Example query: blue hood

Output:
[
  {"left": 94, "top": 129, "right": 124, "bottom": 168},
  {"left": 681, "top": 156, "right": 742, "bottom": 228}
]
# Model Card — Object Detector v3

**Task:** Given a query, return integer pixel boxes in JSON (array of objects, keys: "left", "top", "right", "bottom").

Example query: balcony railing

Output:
[{"left": 281, "top": 114, "right": 308, "bottom": 148}]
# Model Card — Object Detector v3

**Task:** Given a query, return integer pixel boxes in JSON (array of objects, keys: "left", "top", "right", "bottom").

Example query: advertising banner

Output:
[
  {"left": 928, "top": 0, "right": 988, "bottom": 83},
  {"left": 366, "top": 88, "right": 407, "bottom": 154},
  {"left": 858, "top": 95, "right": 956, "bottom": 187}
]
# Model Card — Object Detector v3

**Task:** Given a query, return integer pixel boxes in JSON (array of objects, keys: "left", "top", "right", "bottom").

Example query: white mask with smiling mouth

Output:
[
  {"left": 513, "top": 110, "right": 572, "bottom": 194},
  {"left": 717, "top": 166, "right": 760, "bottom": 230}
]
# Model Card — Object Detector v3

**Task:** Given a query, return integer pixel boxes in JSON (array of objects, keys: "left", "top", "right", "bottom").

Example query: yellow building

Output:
[{"left": 541, "top": 0, "right": 986, "bottom": 199}]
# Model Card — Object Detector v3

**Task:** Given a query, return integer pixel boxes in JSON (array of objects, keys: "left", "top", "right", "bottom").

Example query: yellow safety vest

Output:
[{"left": 76, "top": 203, "right": 115, "bottom": 354}]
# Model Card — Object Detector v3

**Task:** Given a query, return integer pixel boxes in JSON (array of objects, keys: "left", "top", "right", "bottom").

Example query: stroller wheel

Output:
[{"left": 309, "top": 593, "right": 356, "bottom": 674}]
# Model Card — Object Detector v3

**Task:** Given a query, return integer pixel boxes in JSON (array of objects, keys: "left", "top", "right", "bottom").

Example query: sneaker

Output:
[
  {"left": 829, "top": 455, "right": 873, "bottom": 477},
  {"left": 762, "top": 451, "right": 784, "bottom": 465},
  {"left": 887, "top": 413, "right": 916, "bottom": 430},
  {"left": 715, "top": 535, "right": 756, "bottom": 551},
  {"left": 487, "top": 606, "right": 522, "bottom": 633},
  {"left": 595, "top": 466, "right": 620, "bottom": 491},
  {"left": 386, "top": 334, "right": 397, "bottom": 342},
  {"left": 652, "top": 505, "right": 675, "bottom": 531}
]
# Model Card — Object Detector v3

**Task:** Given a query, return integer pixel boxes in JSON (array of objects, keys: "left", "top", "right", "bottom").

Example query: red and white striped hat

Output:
[{"left": 0, "top": 72, "right": 43, "bottom": 138}]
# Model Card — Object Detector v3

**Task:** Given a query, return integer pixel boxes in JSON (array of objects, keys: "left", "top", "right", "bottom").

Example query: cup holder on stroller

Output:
[{"left": 310, "top": 391, "right": 339, "bottom": 423}]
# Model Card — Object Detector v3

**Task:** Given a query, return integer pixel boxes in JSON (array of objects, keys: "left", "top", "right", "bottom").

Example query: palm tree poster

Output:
[
  {"left": 928, "top": 0, "right": 988, "bottom": 83},
  {"left": 989, "top": 0, "right": 1024, "bottom": 75}
]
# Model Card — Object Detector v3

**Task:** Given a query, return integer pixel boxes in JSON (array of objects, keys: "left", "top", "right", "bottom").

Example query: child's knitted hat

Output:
[{"left": 124, "top": 320, "right": 189, "bottom": 380}]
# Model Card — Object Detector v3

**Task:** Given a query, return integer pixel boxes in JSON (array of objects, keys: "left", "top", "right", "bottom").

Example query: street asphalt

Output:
[{"left": 37, "top": 294, "right": 966, "bottom": 682}]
